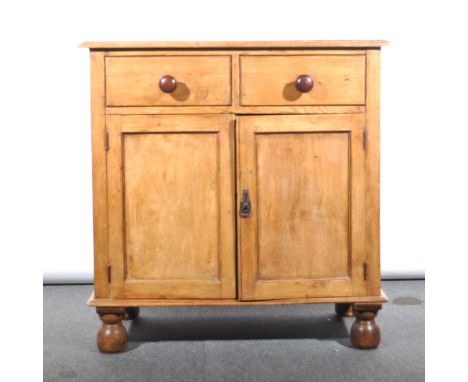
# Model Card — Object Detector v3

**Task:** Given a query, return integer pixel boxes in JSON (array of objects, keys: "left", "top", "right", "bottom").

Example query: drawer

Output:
[
  {"left": 106, "top": 56, "right": 231, "bottom": 106},
  {"left": 240, "top": 55, "right": 365, "bottom": 106}
]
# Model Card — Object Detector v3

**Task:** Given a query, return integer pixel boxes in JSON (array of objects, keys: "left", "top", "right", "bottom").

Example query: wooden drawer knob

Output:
[
  {"left": 159, "top": 75, "right": 177, "bottom": 93},
  {"left": 295, "top": 74, "right": 314, "bottom": 93}
]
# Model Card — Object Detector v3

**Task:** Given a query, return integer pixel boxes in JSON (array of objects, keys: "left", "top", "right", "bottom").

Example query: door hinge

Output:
[
  {"left": 363, "top": 127, "right": 368, "bottom": 150},
  {"left": 363, "top": 262, "right": 368, "bottom": 280},
  {"left": 107, "top": 265, "right": 112, "bottom": 283},
  {"left": 104, "top": 130, "right": 109, "bottom": 151}
]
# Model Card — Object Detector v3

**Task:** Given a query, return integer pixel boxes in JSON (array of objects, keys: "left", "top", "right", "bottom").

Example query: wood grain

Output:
[
  {"left": 88, "top": 289, "right": 388, "bottom": 307},
  {"left": 255, "top": 132, "right": 349, "bottom": 281},
  {"left": 102, "top": 50, "right": 367, "bottom": 58},
  {"left": 238, "top": 114, "right": 367, "bottom": 300},
  {"left": 231, "top": 54, "right": 241, "bottom": 109},
  {"left": 84, "top": 43, "right": 385, "bottom": 314},
  {"left": 123, "top": 133, "right": 220, "bottom": 281},
  {"left": 365, "top": 50, "right": 382, "bottom": 296},
  {"left": 106, "top": 56, "right": 231, "bottom": 106},
  {"left": 105, "top": 105, "right": 365, "bottom": 115},
  {"left": 106, "top": 115, "right": 125, "bottom": 298},
  {"left": 235, "top": 116, "right": 242, "bottom": 298},
  {"left": 96, "top": 307, "right": 127, "bottom": 353},
  {"left": 106, "top": 114, "right": 236, "bottom": 299},
  {"left": 240, "top": 55, "right": 365, "bottom": 106},
  {"left": 80, "top": 41, "right": 388, "bottom": 49},
  {"left": 84, "top": 43, "right": 387, "bottom": 352},
  {"left": 350, "top": 303, "right": 382, "bottom": 349},
  {"left": 89, "top": 51, "right": 109, "bottom": 298}
]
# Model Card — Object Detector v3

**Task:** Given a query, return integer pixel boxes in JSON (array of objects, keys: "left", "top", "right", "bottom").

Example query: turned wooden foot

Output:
[
  {"left": 124, "top": 307, "right": 140, "bottom": 320},
  {"left": 350, "top": 303, "right": 382, "bottom": 349},
  {"left": 96, "top": 307, "right": 128, "bottom": 353},
  {"left": 335, "top": 303, "right": 354, "bottom": 317}
]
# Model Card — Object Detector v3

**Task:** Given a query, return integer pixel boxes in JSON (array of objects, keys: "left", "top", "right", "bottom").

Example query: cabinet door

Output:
[
  {"left": 106, "top": 114, "right": 236, "bottom": 299},
  {"left": 238, "top": 114, "right": 367, "bottom": 300}
]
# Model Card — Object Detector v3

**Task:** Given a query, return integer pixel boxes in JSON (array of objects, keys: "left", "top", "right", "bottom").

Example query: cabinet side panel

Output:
[
  {"left": 366, "top": 49, "right": 381, "bottom": 295},
  {"left": 90, "top": 51, "right": 109, "bottom": 298}
]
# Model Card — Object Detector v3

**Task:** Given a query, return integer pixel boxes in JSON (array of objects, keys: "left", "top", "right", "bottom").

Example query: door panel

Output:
[
  {"left": 256, "top": 132, "right": 349, "bottom": 280},
  {"left": 238, "top": 114, "right": 367, "bottom": 300},
  {"left": 107, "top": 114, "right": 236, "bottom": 299},
  {"left": 124, "top": 133, "right": 219, "bottom": 281}
]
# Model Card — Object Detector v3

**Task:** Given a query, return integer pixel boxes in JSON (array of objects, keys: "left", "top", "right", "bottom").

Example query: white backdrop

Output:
[{"left": 6, "top": 0, "right": 468, "bottom": 283}]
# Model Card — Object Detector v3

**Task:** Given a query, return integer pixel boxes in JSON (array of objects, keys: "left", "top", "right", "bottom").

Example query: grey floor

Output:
[{"left": 44, "top": 281, "right": 424, "bottom": 382}]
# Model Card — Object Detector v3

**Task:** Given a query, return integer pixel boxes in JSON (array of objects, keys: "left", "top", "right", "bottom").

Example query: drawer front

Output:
[
  {"left": 240, "top": 55, "right": 365, "bottom": 106},
  {"left": 106, "top": 56, "right": 231, "bottom": 106}
]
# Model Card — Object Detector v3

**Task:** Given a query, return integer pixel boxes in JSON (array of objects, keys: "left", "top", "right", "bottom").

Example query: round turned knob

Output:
[
  {"left": 159, "top": 75, "right": 177, "bottom": 93},
  {"left": 295, "top": 74, "right": 314, "bottom": 93}
]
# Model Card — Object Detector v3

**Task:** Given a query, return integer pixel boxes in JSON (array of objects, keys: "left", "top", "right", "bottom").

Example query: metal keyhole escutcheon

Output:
[{"left": 240, "top": 188, "right": 251, "bottom": 218}]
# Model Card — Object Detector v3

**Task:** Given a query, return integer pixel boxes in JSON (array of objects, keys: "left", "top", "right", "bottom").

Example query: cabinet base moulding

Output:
[{"left": 88, "top": 290, "right": 388, "bottom": 307}]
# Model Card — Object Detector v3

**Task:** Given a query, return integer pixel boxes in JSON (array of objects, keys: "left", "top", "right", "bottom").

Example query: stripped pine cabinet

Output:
[{"left": 81, "top": 41, "right": 388, "bottom": 353}]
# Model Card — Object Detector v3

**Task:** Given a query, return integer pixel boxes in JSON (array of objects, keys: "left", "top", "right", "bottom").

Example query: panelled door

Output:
[
  {"left": 238, "top": 114, "right": 368, "bottom": 300},
  {"left": 106, "top": 114, "right": 236, "bottom": 299}
]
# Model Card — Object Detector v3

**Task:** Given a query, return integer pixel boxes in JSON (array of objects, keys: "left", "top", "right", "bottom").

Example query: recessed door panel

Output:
[
  {"left": 256, "top": 132, "right": 350, "bottom": 281},
  {"left": 124, "top": 133, "right": 220, "bottom": 281}
]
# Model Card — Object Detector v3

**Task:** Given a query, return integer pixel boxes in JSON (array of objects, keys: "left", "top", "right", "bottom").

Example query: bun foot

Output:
[
  {"left": 124, "top": 307, "right": 140, "bottom": 320},
  {"left": 96, "top": 308, "right": 127, "bottom": 353},
  {"left": 350, "top": 303, "right": 382, "bottom": 349},
  {"left": 335, "top": 303, "right": 354, "bottom": 317}
]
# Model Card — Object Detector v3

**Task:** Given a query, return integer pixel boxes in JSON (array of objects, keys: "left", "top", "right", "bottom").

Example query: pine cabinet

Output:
[{"left": 82, "top": 41, "right": 388, "bottom": 353}]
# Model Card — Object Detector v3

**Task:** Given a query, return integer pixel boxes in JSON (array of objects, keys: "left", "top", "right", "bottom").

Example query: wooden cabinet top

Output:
[{"left": 80, "top": 40, "right": 388, "bottom": 50}]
